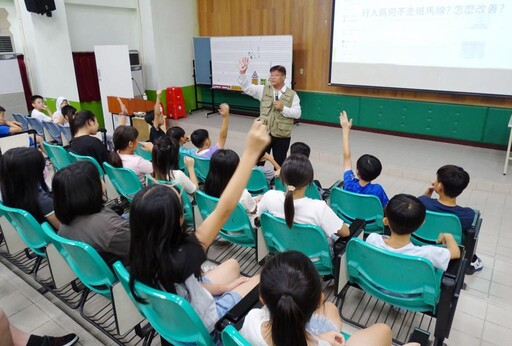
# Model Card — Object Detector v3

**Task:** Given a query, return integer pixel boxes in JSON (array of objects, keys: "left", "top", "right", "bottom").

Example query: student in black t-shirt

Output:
[
  {"left": 145, "top": 89, "right": 165, "bottom": 144},
  {"left": 0, "top": 147, "right": 61, "bottom": 229}
]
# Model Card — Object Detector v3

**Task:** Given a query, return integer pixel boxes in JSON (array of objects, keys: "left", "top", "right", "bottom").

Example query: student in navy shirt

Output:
[
  {"left": 418, "top": 164, "right": 482, "bottom": 273},
  {"left": 339, "top": 111, "right": 389, "bottom": 207}
]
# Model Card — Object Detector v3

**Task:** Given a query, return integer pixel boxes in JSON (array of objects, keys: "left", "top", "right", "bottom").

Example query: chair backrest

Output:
[
  {"left": 69, "top": 152, "right": 104, "bottom": 176},
  {"left": 25, "top": 117, "right": 45, "bottom": 137},
  {"left": 329, "top": 187, "right": 384, "bottom": 234},
  {"left": 195, "top": 190, "right": 255, "bottom": 247},
  {"left": 221, "top": 325, "right": 251, "bottom": 346},
  {"left": 346, "top": 237, "right": 443, "bottom": 313},
  {"left": 41, "top": 223, "right": 117, "bottom": 297},
  {"left": 0, "top": 203, "right": 49, "bottom": 257},
  {"left": 259, "top": 212, "right": 333, "bottom": 276},
  {"left": 192, "top": 155, "right": 211, "bottom": 183},
  {"left": 246, "top": 168, "right": 269, "bottom": 196},
  {"left": 42, "top": 121, "right": 62, "bottom": 144},
  {"left": 134, "top": 143, "right": 152, "bottom": 161},
  {"left": 274, "top": 177, "right": 321, "bottom": 200},
  {"left": 59, "top": 125, "right": 72, "bottom": 142},
  {"left": 113, "top": 261, "right": 214, "bottom": 346},
  {"left": 12, "top": 114, "right": 29, "bottom": 131},
  {"left": 42, "top": 142, "right": 74, "bottom": 171},
  {"left": 103, "top": 162, "right": 143, "bottom": 202},
  {"left": 412, "top": 210, "right": 463, "bottom": 246},
  {"left": 146, "top": 178, "right": 195, "bottom": 228}
]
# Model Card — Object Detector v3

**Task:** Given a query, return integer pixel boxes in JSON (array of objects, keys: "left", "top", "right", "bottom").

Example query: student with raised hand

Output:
[
  {"left": 145, "top": 89, "right": 165, "bottom": 144},
  {"left": 204, "top": 149, "right": 257, "bottom": 215},
  {"left": 128, "top": 120, "right": 270, "bottom": 333},
  {"left": 109, "top": 125, "right": 153, "bottom": 183},
  {"left": 152, "top": 136, "right": 199, "bottom": 194},
  {"left": 340, "top": 111, "right": 389, "bottom": 207},
  {"left": 0, "top": 147, "right": 61, "bottom": 229},
  {"left": 257, "top": 154, "right": 350, "bottom": 241},
  {"left": 240, "top": 251, "right": 396, "bottom": 346},
  {"left": 191, "top": 103, "right": 230, "bottom": 158},
  {"left": 53, "top": 161, "right": 130, "bottom": 264}
]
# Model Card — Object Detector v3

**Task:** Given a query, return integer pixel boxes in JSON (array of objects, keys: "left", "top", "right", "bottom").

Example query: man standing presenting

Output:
[{"left": 239, "top": 57, "right": 301, "bottom": 166}]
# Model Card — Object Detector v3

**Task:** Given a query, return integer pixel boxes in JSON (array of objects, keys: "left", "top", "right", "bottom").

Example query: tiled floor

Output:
[{"left": 1, "top": 110, "right": 512, "bottom": 345}]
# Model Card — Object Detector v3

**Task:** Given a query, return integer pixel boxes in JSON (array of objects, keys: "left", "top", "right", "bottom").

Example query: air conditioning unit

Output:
[{"left": 0, "top": 34, "right": 14, "bottom": 54}]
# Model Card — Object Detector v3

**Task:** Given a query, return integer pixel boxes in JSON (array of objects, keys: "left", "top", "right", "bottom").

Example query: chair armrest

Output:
[
  {"left": 215, "top": 284, "right": 261, "bottom": 333},
  {"left": 444, "top": 246, "right": 466, "bottom": 281},
  {"left": 333, "top": 218, "right": 366, "bottom": 255},
  {"left": 462, "top": 211, "right": 482, "bottom": 263}
]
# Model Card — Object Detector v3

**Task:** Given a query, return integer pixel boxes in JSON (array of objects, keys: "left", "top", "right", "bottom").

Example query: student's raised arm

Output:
[
  {"left": 117, "top": 97, "right": 128, "bottom": 126},
  {"left": 217, "top": 103, "right": 230, "bottom": 149},
  {"left": 153, "top": 90, "right": 162, "bottom": 129},
  {"left": 196, "top": 120, "right": 270, "bottom": 249},
  {"left": 340, "top": 111, "right": 353, "bottom": 172},
  {"left": 437, "top": 233, "right": 461, "bottom": 259}
]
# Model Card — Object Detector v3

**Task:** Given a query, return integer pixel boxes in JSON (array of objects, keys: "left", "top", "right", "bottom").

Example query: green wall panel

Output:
[
  {"left": 297, "top": 91, "right": 360, "bottom": 125},
  {"left": 482, "top": 108, "right": 512, "bottom": 145},
  {"left": 80, "top": 100, "right": 104, "bottom": 128}
]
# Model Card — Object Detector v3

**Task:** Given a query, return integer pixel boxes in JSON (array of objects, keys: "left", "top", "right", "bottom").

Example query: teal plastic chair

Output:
[
  {"left": 178, "top": 152, "right": 187, "bottom": 172},
  {"left": 246, "top": 168, "right": 269, "bottom": 196},
  {"left": 113, "top": 261, "right": 215, "bottom": 346},
  {"left": 135, "top": 143, "right": 152, "bottom": 161},
  {"left": 221, "top": 325, "right": 251, "bottom": 346},
  {"left": 69, "top": 152, "right": 104, "bottom": 176},
  {"left": 192, "top": 155, "right": 211, "bottom": 183},
  {"left": 274, "top": 177, "right": 321, "bottom": 200},
  {"left": 146, "top": 178, "right": 195, "bottom": 228},
  {"left": 346, "top": 237, "right": 443, "bottom": 313},
  {"left": 260, "top": 212, "right": 333, "bottom": 276},
  {"left": 42, "top": 142, "right": 74, "bottom": 171},
  {"left": 329, "top": 187, "right": 384, "bottom": 234},
  {"left": 41, "top": 223, "right": 116, "bottom": 297},
  {"left": 103, "top": 162, "right": 143, "bottom": 202},
  {"left": 412, "top": 210, "right": 463, "bottom": 246},
  {"left": 195, "top": 190, "right": 255, "bottom": 247}
]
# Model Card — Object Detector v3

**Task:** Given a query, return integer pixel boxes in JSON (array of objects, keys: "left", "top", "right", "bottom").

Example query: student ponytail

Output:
[
  {"left": 109, "top": 125, "right": 139, "bottom": 168},
  {"left": 280, "top": 154, "right": 314, "bottom": 228},
  {"left": 272, "top": 294, "right": 308, "bottom": 346},
  {"left": 69, "top": 110, "right": 96, "bottom": 137}
]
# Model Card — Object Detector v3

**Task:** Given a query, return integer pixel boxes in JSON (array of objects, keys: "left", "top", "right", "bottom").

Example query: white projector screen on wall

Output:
[{"left": 329, "top": 0, "right": 512, "bottom": 96}]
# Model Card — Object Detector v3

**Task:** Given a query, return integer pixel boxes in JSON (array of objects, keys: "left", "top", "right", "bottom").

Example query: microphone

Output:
[
  {"left": 275, "top": 92, "right": 279, "bottom": 101},
  {"left": 131, "top": 77, "right": 144, "bottom": 97}
]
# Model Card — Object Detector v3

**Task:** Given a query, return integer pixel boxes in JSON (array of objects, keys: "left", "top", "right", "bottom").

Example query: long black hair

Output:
[
  {"left": 260, "top": 251, "right": 322, "bottom": 346},
  {"left": 109, "top": 125, "right": 139, "bottom": 168},
  {"left": 69, "top": 110, "right": 97, "bottom": 137},
  {"left": 53, "top": 161, "right": 105, "bottom": 225},
  {"left": 203, "top": 149, "right": 240, "bottom": 198},
  {"left": 128, "top": 184, "right": 195, "bottom": 303},
  {"left": 0, "top": 148, "right": 49, "bottom": 222},
  {"left": 152, "top": 136, "right": 180, "bottom": 181},
  {"left": 280, "top": 154, "right": 314, "bottom": 228}
]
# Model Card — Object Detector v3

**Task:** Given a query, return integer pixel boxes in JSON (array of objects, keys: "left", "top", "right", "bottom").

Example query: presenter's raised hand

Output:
[{"left": 239, "top": 57, "right": 249, "bottom": 74}]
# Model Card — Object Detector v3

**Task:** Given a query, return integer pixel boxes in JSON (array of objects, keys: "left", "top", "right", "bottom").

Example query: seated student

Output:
[
  {"left": 0, "top": 147, "right": 60, "bottom": 229},
  {"left": 289, "top": 141, "right": 330, "bottom": 198},
  {"left": 52, "top": 96, "right": 69, "bottom": 125},
  {"left": 0, "top": 105, "right": 22, "bottom": 136},
  {"left": 128, "top": 120, "right": 269, "bottom": 332},
  {"left": 0, "top": 309, "right": 78, "bottom": 346},
  {"left": 191, "top": 103, "right": 229, "bottom": 158},
  {"left": 59, "top": 104, "right": 76, "bottom": 127},
  {"left": 340, "top": 111, "right": 389, "bottom": 207},
  {"left": 69, "top": 110, "right": 110, "bottom": 165},
  {"left": 204, "top": 149, "right": 257, "bottom": 215},
  {"left": 145, "top": 89, "right": 165, "bottom": 144},
  {"left": 167, "top": 125, "right": 196, "bottom": 156},
  {"left": 152, "top": 136, "right": 199, "bottom": 194},
  {"left": 110, "top": 125, "right": 153, "bottom": 183},
  {"left": 256, "top": 151, "right": 280, "bottom": 184},
  {"left": 367, "top": 194, "right": 460, "bottom": 271},
  {"left": 30, "top": 94, "right": 53, "bottom": 122},
  {"left": 241, "top": 251, "right": 399, "bottom": 346},
  {"left": 419, "top": 165, "right": 483, "bottom": 272},
  {"left": 257, "top": 154, "right": 349, "bottom": 242},
  {"left": 53, "top": 161, "right": 130, "bottom": 264}
]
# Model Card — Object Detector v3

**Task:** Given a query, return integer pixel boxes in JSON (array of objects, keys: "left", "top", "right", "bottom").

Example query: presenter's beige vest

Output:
[{"left": 259, "top": 83, "right": 296, "bottom": 138}]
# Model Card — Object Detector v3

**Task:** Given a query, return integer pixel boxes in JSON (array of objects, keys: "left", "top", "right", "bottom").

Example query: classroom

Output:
[{"left": 0, "top": 0, "right": 511, "bottom": 345}]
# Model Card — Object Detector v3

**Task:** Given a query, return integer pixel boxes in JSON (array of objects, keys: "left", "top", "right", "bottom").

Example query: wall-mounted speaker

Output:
[{"left": 25, "top": 0, "right": 56, "bottom": 17}]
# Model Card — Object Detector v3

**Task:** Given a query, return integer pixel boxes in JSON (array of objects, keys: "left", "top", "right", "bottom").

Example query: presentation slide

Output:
[{"left": 330, "top": 0, "right": 512, "bottom": 96}]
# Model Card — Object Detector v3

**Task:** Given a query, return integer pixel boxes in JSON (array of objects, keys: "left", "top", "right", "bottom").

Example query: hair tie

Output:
[
  {"left": 281, "top": 291, "right": 294, "bottom": 298},
  {"left": 287, "top": 185, "right": 296, "bottom": 192}
]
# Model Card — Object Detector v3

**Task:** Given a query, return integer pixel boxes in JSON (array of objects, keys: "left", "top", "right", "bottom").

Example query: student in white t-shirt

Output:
[
  {"left": 151, "top": 136, "right": 199, "bottom": 195},
  {"left": 366, "top": 194, "right": 461, "bottom": 271},
  {"left": 257, "top": 154, "right": 349, "bottom": 241},
  {"left": 109, "top": 125, "right": 153, "bottom": 183},
  {"left": 240, "top": 251, "right": 398, "bottom": 346},
  {"left": 30, "top": 95, "right": 53, "bottom": 122},
  {"left": 204, "top": 149, "right": 257, "bottom": 215}
]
